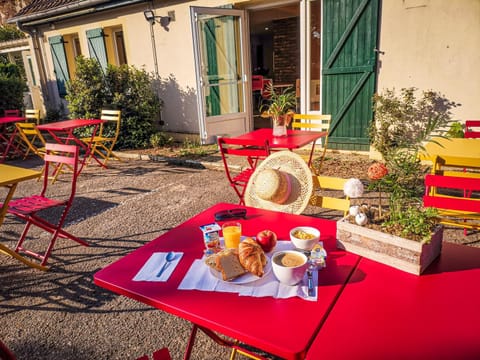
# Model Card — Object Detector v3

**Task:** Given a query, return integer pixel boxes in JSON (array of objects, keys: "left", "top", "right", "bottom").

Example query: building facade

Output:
[{"left": 8, "top": 0, "right": 480, "bottom": 150}]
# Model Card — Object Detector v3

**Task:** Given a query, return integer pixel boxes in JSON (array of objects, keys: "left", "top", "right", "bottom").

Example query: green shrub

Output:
[
  {"left": 66, "top": 57, "right": 163, "bottom": 149},
  {"left": 150, "top": 132, "right": 174, "bottom": 148},
  {"left": 0, "top": 62, "right": 26, "bottom": 113}
]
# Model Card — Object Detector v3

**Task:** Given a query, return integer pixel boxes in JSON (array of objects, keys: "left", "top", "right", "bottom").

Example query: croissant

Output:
[{"left": 238, "top": 237, "right": 267, "bottom": 277}]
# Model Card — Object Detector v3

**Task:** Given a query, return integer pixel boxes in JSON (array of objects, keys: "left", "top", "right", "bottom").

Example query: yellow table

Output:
[
  {"left": 419, "top": 137, "right": 480, "bottom": 173},
  {"left": 0, "top": 164, "right": 45, "bottom": 270}
]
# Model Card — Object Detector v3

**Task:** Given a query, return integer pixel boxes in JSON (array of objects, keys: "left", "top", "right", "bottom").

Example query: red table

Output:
[
  {"left": 0, "top": 116, "right": 26, "bottom": 162},
  {"left": 306, "top": 241, "right": 480, "bottom": 360},
  {"left": 235, "top": 128, "right": 327, "bottom": 151},
  {"left": 94, "top": 203, "right": 480, "bottom": 359},
  {"left": 94, "top": 203, "right": 360, "bottom": 360},
  {"left": 37, "top": 119, "right": 105, "bottom": 173}
]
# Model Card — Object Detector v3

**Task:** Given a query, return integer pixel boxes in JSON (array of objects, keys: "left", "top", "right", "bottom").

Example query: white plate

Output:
[{"left": 209, "top": 256, "right": 272, "bottom": 284}]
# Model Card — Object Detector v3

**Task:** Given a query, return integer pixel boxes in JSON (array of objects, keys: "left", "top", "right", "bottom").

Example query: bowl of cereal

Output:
[{"left": 290, "top": 226, "right": 320, "bottom": 251}]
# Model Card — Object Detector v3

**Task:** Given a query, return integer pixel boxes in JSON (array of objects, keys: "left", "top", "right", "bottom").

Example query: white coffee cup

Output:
[{"left": 272, "top": 250, "right": 308, "bottom": 286}]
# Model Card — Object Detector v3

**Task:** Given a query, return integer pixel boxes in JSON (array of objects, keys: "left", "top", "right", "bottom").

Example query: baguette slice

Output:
[{"left": 215, "top": 249, "right": 247, "bottom": 281}]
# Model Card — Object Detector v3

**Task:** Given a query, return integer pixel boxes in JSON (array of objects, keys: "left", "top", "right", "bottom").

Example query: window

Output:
[
  {"left": 86, "top": 26, "right": 127, "bottom": 71},
  {"left": 113, "top": 30, "right": 127, "bottom": 65}
]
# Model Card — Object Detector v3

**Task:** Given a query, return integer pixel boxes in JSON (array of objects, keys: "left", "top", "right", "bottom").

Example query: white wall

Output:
[{"left": 377, "top": 0, "right": 480, "bottom": 121}]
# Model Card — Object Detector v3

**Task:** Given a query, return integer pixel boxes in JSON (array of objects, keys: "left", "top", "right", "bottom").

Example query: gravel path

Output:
[{"left": 1, "top": 151, "right": 478, "bottom": 360}]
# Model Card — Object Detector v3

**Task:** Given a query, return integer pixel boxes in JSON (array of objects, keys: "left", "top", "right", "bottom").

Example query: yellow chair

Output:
[
  {"left": 15, "top": 122, "right": 47, "bottom": 159},
  {"left": 82, "top": 109, "right": 122, "bottom": 166},
  {"left": 309, "top": 175, "right": 350, "bottom": 217},
  {"left": 291, "top": 114, "right": 331, "bottom": 174},
  {"left": 25, "top": 109, "right": 41, "bottom": 124}
]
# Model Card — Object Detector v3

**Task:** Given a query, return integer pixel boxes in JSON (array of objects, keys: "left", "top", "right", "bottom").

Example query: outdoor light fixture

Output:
[{"left": 143, "top": 9, "right": 175, "bottom": 30}]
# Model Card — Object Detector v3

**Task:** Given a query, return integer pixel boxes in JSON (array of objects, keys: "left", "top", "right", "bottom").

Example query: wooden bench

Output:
[{"left": 423, "top": 174, "right": 480, "bottom": 230}]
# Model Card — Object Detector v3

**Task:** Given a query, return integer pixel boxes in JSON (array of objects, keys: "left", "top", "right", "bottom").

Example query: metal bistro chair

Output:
[
  {"left": 218, "top": 137, "right": 270, "bottom": 205},
  {"left": 25, "top": 109, "right": 41, "bottom": 125},
  {"left": 7, "top": 143, "right": 88, "bottom": 267},
  {"left": 15, "top": 122, "right": 47, "bottom": 160},
  {"left": 81, "top": 109, "right": 122, "bottom": 166},
  {"left": 291, "top": 113, "right": 331, "bottom": 174},
  {"left": 309, "top": 175, "right": 351, "bottom": 218},
  {"left": 1, "top": 109, "right": 24, "bottom": 158}
]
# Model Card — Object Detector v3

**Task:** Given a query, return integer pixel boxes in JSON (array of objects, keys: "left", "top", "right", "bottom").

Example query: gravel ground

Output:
[{"left": 1, "top": 149, "right": 478, "bottom": 360}]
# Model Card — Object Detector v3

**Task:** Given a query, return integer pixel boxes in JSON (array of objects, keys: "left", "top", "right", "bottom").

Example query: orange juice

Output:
[{"left": 222, "top": 222, "right": 241, "bottom": 248}]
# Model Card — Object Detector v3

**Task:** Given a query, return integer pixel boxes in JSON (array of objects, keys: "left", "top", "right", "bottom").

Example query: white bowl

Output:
[
  {"left": 289, "top": 226, "right": 320, "bottom": 251},
  {"left": 272, "top": 250, "right": 308, "bottom": 286}
]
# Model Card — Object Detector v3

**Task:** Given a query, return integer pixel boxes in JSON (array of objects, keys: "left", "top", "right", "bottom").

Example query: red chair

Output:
[
  {"left": 0, "top": 340, "right": 16, "bottom": 360},
  {"left": 261, "top": 78, "right": 273, "bottom": 99},
  {"left": 464, "top": 120, "right": 480, "bottom": 138},
  {"left": 136, "top": 347, "right": 171, "bottom": 360},
  {"left": 4, "top": 109, "right": 21, "bottom": 117},
  {"left": 7, "top": 143, "right": 88, "bottom": 266},
  {"left": 218, "top": 137, "right": 270, "bottom": 205},
  {"left": 252, "top": 75, "right": 264, "bottom": 92}
]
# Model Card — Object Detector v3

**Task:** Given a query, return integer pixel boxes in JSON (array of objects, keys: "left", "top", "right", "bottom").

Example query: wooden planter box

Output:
[{"left": 336, "top": 219, "right": 443, "bottom": 275}]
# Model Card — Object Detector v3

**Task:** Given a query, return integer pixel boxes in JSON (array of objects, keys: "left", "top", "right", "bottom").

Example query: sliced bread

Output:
[{"left": 215, "top": 249, "right": 247, "bottom": 281}]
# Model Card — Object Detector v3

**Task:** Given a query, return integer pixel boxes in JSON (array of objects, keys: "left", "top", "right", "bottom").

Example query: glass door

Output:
[{"left": 191, "top": 7, "right": 251, "bottom": 144}]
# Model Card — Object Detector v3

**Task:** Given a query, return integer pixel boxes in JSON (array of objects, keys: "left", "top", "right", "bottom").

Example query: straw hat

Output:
[{"left": 245, "top": 151, "right": 313, "bottom": 214}]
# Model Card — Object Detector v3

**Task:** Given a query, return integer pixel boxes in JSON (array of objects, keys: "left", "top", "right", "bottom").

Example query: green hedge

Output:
[{"left": 66, "top": 57, "right": 163, "bottom": 149}]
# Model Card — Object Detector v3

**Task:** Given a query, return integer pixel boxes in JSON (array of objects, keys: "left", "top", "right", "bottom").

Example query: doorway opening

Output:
[{"left": 248, "top": 3, "right": 300, "bottom": 129}]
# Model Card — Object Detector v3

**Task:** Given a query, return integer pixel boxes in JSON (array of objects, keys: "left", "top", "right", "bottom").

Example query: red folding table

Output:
[
  {"left": 94, "top": 202, "right": 480, "bottom": 359},
  {"left": 37, "top": 119, "right": 106, "bottom": 174},
  {"left": 94, "top": 203, "right": 360, "bottom": 360},
  {"left": 235, "top": 128, "right": 327, "bottom": 152}
]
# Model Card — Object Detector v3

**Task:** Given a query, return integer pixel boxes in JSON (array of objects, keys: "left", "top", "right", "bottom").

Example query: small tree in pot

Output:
[{"left": 259, "top": 83, "right": 296, "bottom": 137}]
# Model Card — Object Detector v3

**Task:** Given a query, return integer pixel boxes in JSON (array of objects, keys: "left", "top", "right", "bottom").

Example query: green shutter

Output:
[
  {"left": 204, "top": 19, "right": 220, "bottom": 116},
  {"left": 322, "top": 0, "right": 379, "bottom": 151},
  {"left": 48, "top": 35, "right": 69, "bottom": 96},
  {"left": 86, "top": 28, "right": 108, "bottom": 71}
]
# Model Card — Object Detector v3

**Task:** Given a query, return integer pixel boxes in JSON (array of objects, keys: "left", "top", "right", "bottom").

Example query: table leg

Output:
[{"left": 0, "top": 183, "right": 17, "bottom": 227}]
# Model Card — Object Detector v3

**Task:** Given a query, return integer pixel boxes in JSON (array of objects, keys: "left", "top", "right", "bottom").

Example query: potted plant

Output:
[
  {"left": 259, "top": 82, "right": 296, "bottom": 137},
  {"left": 337, "top": 87, "right": 460, "bottom": 275}
]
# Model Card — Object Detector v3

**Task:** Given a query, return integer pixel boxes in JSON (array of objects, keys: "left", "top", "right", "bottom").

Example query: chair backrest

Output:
[
  {"left": 25, "top": 109, "right": 41, "bottom": 124},
  {"left": 218, "top": 137, "right": 270, "bottom": 183},
  {"left": 4, "top": 109, "right": 20, "bottom": 117},
  {"left": 310, "top": 175, "right": 350, "bottom": 216},
  {"left": 15, "top": 122, "right": 47, "bottom": 157},
  {"left": 41, "top": 143, "right": 79, "bottom": 199},
  {"left": 252, "top": 75, "right": 264, "bottom": 92},
  {"left": 262, "top": 78, "right": 273, "bottom": 99},
  {"left": 464, "top": 120, "right": 480, "bottom": 138},
  {"left": 292, "top": 113, "right": 331, "bottom": 133},
  {"left": 99, "top": 109, "right": 121, "bottom": 138}
]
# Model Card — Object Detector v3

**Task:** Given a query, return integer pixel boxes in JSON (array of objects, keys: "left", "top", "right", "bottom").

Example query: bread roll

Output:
[{"left": 238, "top": 237, "right": 266, "bottom": 277}]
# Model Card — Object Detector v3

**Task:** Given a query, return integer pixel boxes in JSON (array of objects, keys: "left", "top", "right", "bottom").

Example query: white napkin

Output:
[
  {"left": 178, "top": 242, "right": 317, "bottom": 301},
  {"left": 133, "top": 252, "right": 183, "bottom": 282}
]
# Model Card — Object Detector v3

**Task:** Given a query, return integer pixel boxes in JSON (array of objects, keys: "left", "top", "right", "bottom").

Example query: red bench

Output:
[{"left": 423, "top": 174, "right": 480, "bottom": 231}]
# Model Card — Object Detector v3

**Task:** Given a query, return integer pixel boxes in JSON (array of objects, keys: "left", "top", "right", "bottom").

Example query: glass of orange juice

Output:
[{"left": 222, "top": 222, "right": 242, "bottom": 249}]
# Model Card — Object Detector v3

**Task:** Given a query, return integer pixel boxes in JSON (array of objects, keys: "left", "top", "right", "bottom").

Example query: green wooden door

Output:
[{"left": 322, "top": 0, "right": 379, "bottom": 151}]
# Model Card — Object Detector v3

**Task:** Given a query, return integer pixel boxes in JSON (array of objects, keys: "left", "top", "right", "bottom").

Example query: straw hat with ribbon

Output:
[{"left": 244, "top": 151, "right": 313, "bottom": 214}]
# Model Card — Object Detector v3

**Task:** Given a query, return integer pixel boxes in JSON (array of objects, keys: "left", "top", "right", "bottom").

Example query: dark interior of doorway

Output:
[{"left": 249, "top": 4, "right": 300, "bottom": 129}]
